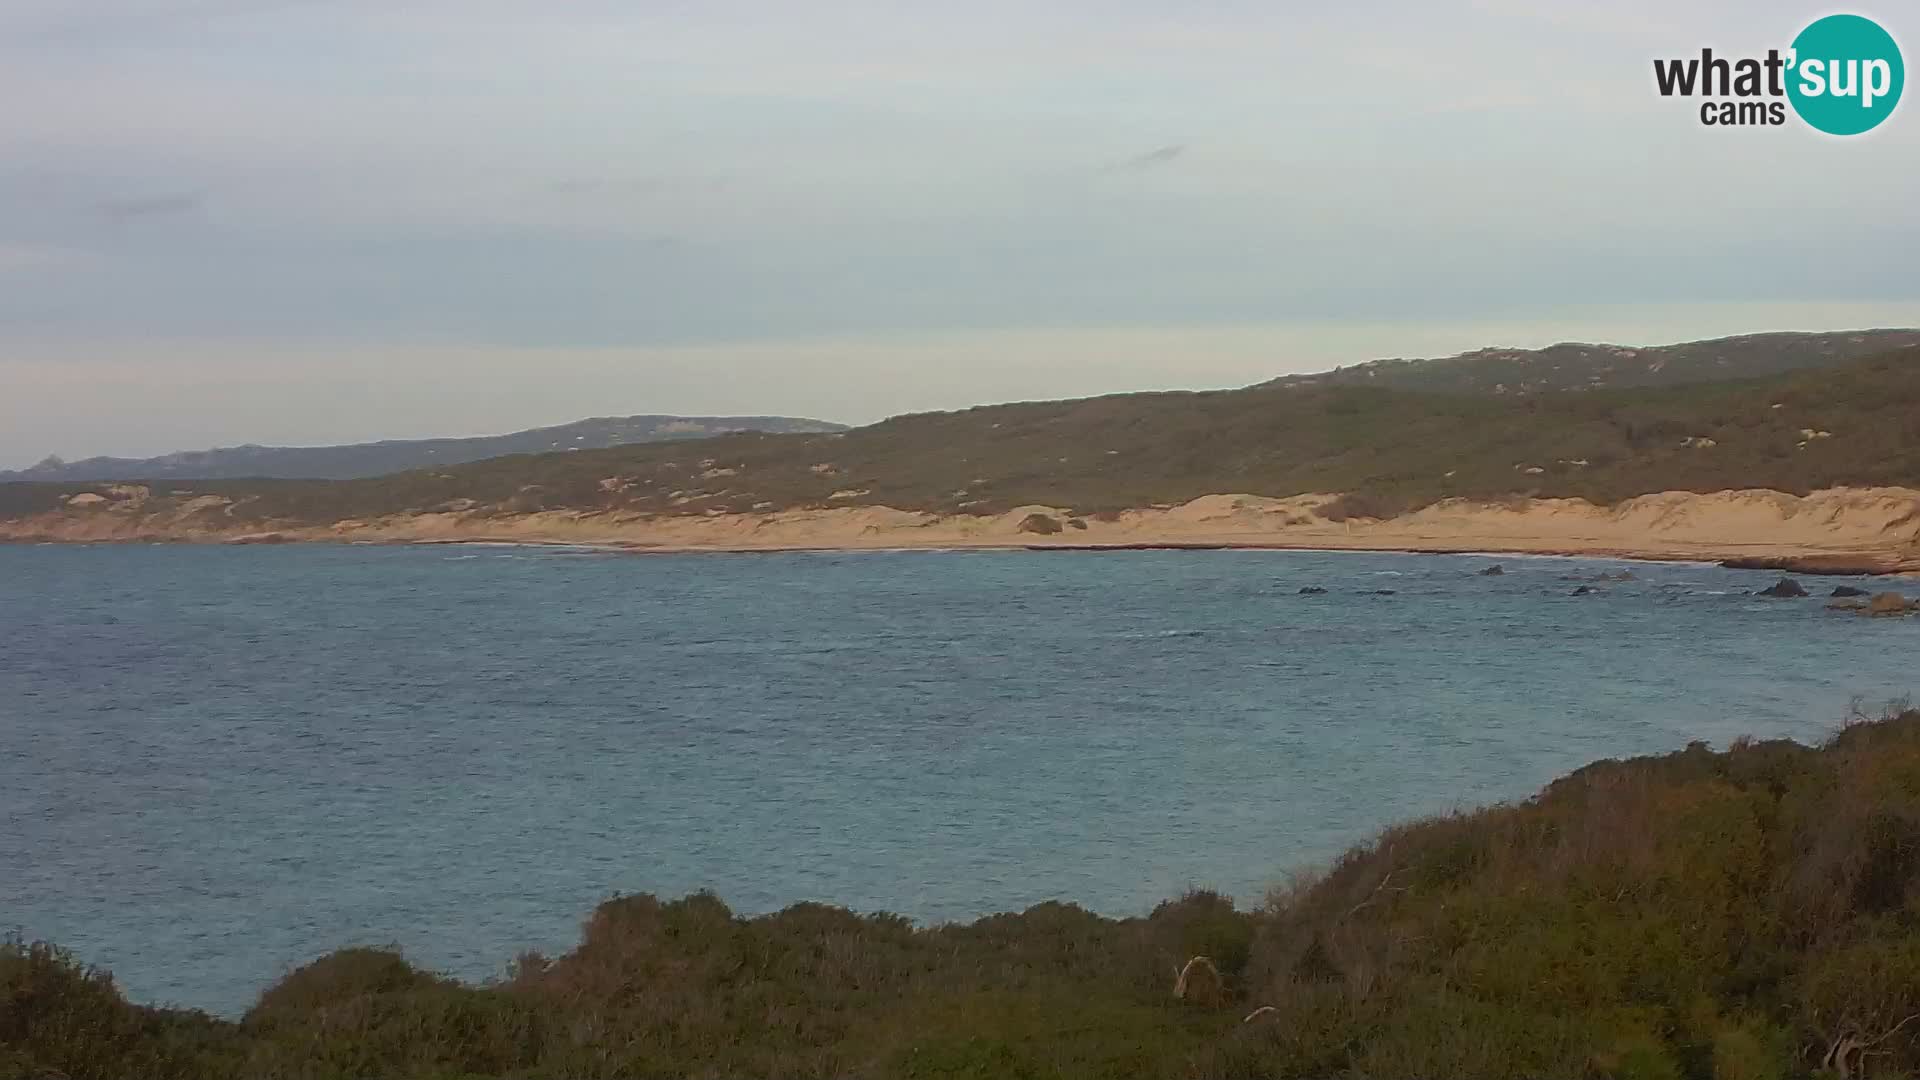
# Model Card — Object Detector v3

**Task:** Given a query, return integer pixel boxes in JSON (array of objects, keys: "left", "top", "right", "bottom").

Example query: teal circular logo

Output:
[{"left": 1787, "top": 14, "right": 1904, "bottom": 135}]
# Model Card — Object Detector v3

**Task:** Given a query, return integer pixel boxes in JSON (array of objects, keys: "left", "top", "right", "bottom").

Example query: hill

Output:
[
  {"left": 1264, "top": 328, "right": 1920, "bottom": 396},
  {"left": 8, "top": 705, "right": 1920, "bottom": 1079},
  {"left": 6, "top": 341, "right": 1918, "bottom": 531},
  {"left": 10, "top": 331, "right": 1910, "bottom": 490},
  {"left": 0, "top": 415, "right": 848, "bottom": 482}
]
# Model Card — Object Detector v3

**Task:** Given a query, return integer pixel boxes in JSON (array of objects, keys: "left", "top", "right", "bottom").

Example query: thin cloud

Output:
[
  {"left": 538, "top": 176, "right": 730, "bottom": 202},
  {"left": 94, "top": 191, "right": 205, "bottom": 222},
  {"left": 544, "top": 177, "right": 673, "bottom": 196},
  {"left": 1107, "top": 144, "right": 1186, "bottom": 173},
  {"left": 0, "top": 243, "right": 89, "bottom": 273},
  {"left": 4, "top": 0, "right": 329, "bottom": 41}
]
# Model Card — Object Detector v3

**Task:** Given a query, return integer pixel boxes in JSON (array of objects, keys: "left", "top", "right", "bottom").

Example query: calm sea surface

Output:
[{"left": 3, "top": 543, "right": 1916, "bottom": 1014}]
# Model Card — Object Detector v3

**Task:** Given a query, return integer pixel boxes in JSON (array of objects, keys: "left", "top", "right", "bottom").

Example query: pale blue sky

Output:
[{"left": 1, "top": 0, "right": 1916, "bottom": 463}]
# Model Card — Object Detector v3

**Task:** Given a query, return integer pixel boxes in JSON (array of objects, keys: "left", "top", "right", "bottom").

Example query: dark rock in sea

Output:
[
  {"left": 1364, "top": 589, "right": 1397, "bottom": 596},
  {"left": 1298, "top": 586, "right": 1328, "bottom": 595},
  {"left": 1571, "top": 585, "right": 1597, "bottom": 596},
  {"left": 1757, "top": 578, "right": 1808, "bottom": 598},
  {"left": 1478, "top": 564, "right": 1505, "bottom": 576},
  {"left": 1831, "top": 585, "right": 1870, "bottom": 598}
]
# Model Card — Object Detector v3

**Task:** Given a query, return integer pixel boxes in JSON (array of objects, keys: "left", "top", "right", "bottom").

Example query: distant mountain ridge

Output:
[
  {"left": 3, "top": 415, "right": 849, "bottom": 482},
  {"left": 1264, "top": 329, "right": 1920, "bottom": 395}
]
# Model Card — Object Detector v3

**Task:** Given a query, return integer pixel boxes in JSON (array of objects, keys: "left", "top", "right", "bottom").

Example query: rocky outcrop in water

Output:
[
  {"left": 1866, "top": 592, "right": 1918, "bottom": 617},
  {"left": 1562, "top": 570, "right": 1636, "bottom": 583},
  {"left": 1826, "top": 592, "right": 1916, "bottom": 616},
  {"left": 1758, "top": 578, "right": 1808, "bottom": 598}
]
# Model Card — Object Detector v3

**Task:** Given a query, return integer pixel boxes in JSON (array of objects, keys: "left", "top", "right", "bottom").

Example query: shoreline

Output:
[
  {"left": 0, "top": 530, "right": 1879, "bottom": 566},
  {"left": 4, "top": 486, "right": 1919, "bottom": 574},
  {"left": 384, "top": 537, "right": 1863, "bottom": 571}
]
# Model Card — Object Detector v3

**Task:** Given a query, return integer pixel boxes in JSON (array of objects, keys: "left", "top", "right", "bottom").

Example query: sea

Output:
[{"left": 2, "top": 543, "right": 1916, "bottom": 1015}]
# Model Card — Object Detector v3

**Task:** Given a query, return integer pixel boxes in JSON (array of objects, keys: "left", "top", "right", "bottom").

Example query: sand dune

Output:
[{"left": 6, "top": 486, "right": 1919, "bottom": 571}]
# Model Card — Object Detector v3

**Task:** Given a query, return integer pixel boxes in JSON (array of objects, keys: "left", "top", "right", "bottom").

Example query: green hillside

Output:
[
  {"left": 5, "top": 343, "right": 1920, "bottom": 526},
  {"left": 1264, "top": 329, "right": 1920, "bottom": 396},
  {"left": 9, "top": 707, "right": 1920, "bottom": 1079}
]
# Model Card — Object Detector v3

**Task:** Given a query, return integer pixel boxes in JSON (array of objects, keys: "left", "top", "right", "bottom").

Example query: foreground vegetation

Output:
[
  {"left": 9, "top": 707, "right": 1920, "bottom": 1079},
  {"left": 5, "top": 342, "right": 1920, "bottom": 528}
]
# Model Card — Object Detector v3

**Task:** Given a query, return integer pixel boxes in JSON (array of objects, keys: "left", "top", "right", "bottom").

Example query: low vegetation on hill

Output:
[
  {"left": 8, "top": 707, "right": 1920, "bottom": 1079},
  {"left": 1262, "top": 329, "right": 1920, "bottom": 396},
  {"left": 4, "top": 343, "right": 1920, "bottom": 527},
  {"left": 0, "top": 415, "right": 849, "bottom": 483}
]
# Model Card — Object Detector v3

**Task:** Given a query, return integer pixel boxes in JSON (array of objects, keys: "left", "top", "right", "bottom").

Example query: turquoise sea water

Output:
[{"left": 2, "top": 543, "right": 1916, "bottom": 1014}]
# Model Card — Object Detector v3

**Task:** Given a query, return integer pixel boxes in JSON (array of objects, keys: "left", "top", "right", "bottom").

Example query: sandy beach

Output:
[{"left": 7, "top": 485, "right": 1920, "bottom": 572}]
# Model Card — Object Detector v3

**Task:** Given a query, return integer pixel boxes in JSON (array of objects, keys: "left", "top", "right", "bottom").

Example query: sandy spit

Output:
[{"left": 6, "top": 487, "right": 1920, "bottom": 571}]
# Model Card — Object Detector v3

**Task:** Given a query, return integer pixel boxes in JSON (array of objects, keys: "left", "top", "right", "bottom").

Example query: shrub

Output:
[
  {"left": 1150, "top": 890, "right": 1254, "bottom": 988},
  {"left": 0, "top": 937, "right": 230, "bottom": 1080},
  {"left": 1312, "top": 491, "right": 1407, "bottom": 522},
  {"left": 1712, "top": 1021, "right": 1792, "bottom": 1080},
  {"left": 247, "top": 947, "right": 437, "bottom": 1019}
]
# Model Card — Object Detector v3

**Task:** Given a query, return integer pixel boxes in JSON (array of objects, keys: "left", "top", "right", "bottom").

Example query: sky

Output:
[{"left": 2, "top": 0, "right": 1917, "bottom": 465}]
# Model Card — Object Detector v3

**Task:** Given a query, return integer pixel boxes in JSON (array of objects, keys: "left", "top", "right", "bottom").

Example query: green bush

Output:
[{"left": 0, "top": 937, "right": 231, "bottom": 1079}]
